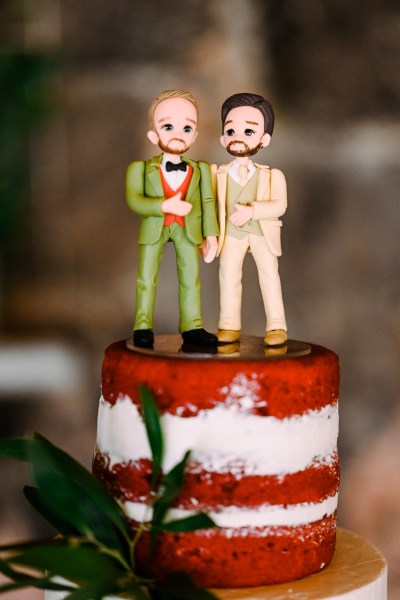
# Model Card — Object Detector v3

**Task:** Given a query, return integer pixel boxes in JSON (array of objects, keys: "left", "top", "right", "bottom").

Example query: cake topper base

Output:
[{"left": 126, "top": 334, "right": 311, "bottom": 359}]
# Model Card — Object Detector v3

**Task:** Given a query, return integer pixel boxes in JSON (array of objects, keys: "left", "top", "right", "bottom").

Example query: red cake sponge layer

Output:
[
  {"left": 93, "top": 452, "right": 339, "bottom": 509},
  {"left": 101, "top": 340, "right": 339, "bottom": 418},
  {"left": 132, "top": 514, "right": 337, "bottom": 588}
]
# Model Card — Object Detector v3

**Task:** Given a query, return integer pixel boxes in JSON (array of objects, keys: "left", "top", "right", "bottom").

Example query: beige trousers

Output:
[{"left": 218, "top": 233, "right": 287, "bottom": 332}]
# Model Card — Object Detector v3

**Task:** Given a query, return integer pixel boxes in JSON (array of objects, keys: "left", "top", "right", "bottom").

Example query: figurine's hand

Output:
[
  {"left": 200, "top": 236, "right": 218, "bottom": 263},
  {"left": 162, "top": 193, "right": 193, "bottom": 216},
  {"left": 230, "top": 204, "right": 254, "bottom": 227}
]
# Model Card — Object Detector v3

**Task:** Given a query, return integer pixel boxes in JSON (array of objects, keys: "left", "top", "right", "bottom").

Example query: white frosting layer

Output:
[
  {"left": 121, "top": 492, "right": 338, "bottom": 528},
  {"left": 96, "top": 395, "right": 338, "bottom": 476}
]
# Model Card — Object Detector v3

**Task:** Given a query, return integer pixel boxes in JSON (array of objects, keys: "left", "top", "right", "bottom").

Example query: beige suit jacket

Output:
[{"left": 213, "top": 162, "right": 287, "bottom": 257}]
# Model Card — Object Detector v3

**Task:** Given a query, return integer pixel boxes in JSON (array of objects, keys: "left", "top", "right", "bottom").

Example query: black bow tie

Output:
[{"left": 166, "top": 161, "right": 187, "bottom": 172}]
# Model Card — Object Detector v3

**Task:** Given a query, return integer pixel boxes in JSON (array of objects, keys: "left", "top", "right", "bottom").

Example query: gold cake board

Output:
[{"left": 211, "top": 528, "right": 387, "bottom": 599}]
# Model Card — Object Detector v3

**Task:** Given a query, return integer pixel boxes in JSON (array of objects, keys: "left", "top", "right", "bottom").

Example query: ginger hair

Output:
[{"left": 148, "top": 89, "right": 199, "bottom": 129}]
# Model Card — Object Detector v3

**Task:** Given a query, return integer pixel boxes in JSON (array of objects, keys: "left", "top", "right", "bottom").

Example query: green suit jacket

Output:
[{"left": 126, "top": 154, "right": 219, "bottom": 245}]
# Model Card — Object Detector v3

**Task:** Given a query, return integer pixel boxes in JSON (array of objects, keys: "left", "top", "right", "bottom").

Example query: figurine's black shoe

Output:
[
  {"left": 181, "top": 328, "right": 218, "bottom": 346},
  {"left": 133, "top": 329, "right": 154, "bottom": 348},
  {"left": 181, "top": 341, "right": 218, "bottom": 355}
]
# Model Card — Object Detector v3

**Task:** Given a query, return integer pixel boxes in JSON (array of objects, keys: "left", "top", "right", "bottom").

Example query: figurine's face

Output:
[
  {"left": 147, "top": 97, "right": 198, "bottom": 154},
  {"left": 220, "top": 106, "right": 271, "bottom": 157}
]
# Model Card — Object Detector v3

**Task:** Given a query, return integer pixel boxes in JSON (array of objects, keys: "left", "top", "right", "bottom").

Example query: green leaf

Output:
[
  {"left": 60, "top": 581, "right": 117, "bottom": 600},
  {"left": 28, "top": 442, "right": 128, "bottom": 560},
  {"left": 0, "top": 580, "right": 72, "bottom": 593},
  {"left": 0, "top": 435, "right": 129, "bottom": 550},
  {"left": 2, "top": 434, "right": 131, "bottom": 563},
  {"left": 152, "top": 451, "right": 191, "bottom": 529},
  {"left": 23, "top": 486, "right": 80, "bottom": 536},
  {"left": 154, "top": 513, "right": 217, "bottom": 533},
  {"left": 0, "top": 579, "right": 75, "bottom": 593},
  {"left": 0, "top": 438, "right": 32, "bottom": 461},
  {"left": 155, "top": 573, "right": 218, "bottom": 600},
  {"left": 0, "top": 537, "right": 58, "bottom": 553},
  {"left": 0, "top": 557, "right": 40, "bottom": 585},
  {"left": 32, "top": 434, "right": 129, "bottom": 541},
  {"left": 10, "top": 542, "right": 126, "bottom": 584},
  {"left": 58, "top": 577, "right": 151, "bottom": 600},
  {"left": 0, "top": 558, "right": 74, "bottom": 592},
  {"left": 139, "top": 385, "right": 164, "bottom": 485}
]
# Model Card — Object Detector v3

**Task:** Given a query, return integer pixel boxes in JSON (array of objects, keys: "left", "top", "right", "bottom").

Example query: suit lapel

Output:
[
  {"left": 216, "top": 163, "right": 231, "bottom": 248},
  {"left": 217, "top": 163, "right": 230, "bottom": 215},
  {"left": 254, "top": 163, "right": 270, "bottom": 201},
  {"left": 146, "top": 154, "right": 163, "bottom": 196},
  {"left": 182, "top": 157, "right": 199, "bottom": 204}
]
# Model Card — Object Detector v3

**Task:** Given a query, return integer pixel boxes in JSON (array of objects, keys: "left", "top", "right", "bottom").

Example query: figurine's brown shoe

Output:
[
  {"left": 217, "top": 341, "right": 240, "bottom": 355},
  {"left": 217, "top": 329, "right": 240, "bottom": 343},
  {"left": 264, "top": 329, "right": 288, "bottom": 346}
]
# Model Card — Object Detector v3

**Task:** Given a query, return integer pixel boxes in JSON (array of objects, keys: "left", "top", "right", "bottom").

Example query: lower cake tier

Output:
[{"left": 43, "top": 529, "right": 388, "bottom": 600}]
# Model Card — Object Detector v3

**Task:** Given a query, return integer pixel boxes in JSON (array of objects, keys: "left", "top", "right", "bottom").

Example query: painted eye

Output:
[
  {"left": 225, "top": 129, "right": 235, "bottom": 136},
  {"left": 183, "top": 125, "right": 193, "bottom": 133},
  {"left": 245, "top": 129, "right": 255, "bottom": 136},
  {"left": 162, "top": 124, "right": 174, "bottom": 131}
]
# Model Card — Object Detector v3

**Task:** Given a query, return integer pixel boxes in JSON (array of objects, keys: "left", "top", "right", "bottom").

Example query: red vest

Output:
[{"left": 159, "top": 165, "right": 193, "bottom": 227}]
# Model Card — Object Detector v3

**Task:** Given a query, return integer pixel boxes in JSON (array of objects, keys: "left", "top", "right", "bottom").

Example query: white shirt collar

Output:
[
  {"left": 161, "top": 152, "right": 183, "bottom": 166},
  {"left": 228, "top": 158, "right": 256, "bottom": 184}
]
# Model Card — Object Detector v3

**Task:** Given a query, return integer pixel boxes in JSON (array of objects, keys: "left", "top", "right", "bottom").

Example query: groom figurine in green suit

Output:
[{"left": 127, "top": 89, "right": 219, "bottom": 348}]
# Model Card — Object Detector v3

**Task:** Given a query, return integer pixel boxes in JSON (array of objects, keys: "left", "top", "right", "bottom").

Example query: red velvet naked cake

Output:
[{"left": 93, "top": 336, "right": 340, "bottom": 588}]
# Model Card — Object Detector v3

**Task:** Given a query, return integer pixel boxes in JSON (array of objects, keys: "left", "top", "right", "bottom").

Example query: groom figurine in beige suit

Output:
[{"left": 215, "top": 93, "right": 287, "bottom": 346}]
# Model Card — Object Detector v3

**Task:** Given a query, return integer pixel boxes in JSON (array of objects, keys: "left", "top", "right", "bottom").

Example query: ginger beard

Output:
[
  {"left": 226, "top": 140, "right": 263, "bottom": 157},
  {"left": 157, "top": 138, "right": 191, "bottom": 155}
]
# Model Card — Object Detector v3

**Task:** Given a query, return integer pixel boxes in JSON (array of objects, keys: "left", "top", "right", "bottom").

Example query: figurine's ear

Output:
[
  {"left": 147, "top": 130, "right": 159, "bottom": 145},
  {"left": 261, "top": 133, "right": 271, "bottom": 148},
  {"left": 220, "top": 135, "right": 227, "bottom": 148}
]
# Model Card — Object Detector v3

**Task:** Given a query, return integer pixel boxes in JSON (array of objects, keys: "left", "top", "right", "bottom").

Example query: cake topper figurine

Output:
[
  {"left": 127, "top": 89, "right": 219, "bottom": 348},
  {"left": 215, "top": 92, "right": 287, "bottom": 346}
]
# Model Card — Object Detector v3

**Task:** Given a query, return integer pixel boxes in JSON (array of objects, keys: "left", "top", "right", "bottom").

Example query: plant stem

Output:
[{"left": 130, "top": 522, "right": 147, "bottom": 571}]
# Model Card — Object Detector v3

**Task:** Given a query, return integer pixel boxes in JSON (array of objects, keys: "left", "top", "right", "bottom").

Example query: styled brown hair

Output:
[
  {"left": 221, "top": 93, "right": 275, "bottom": 135},
  {"left": 148, "top": 89, "right": 199, "bottom": 129}
]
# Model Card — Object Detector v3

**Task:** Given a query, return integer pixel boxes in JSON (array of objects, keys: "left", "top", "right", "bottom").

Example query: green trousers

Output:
[{"left": 134, "top": 222, "right": 203, "bottom": 333}]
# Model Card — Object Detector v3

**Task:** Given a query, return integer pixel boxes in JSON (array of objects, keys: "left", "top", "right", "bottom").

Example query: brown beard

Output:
[
  {"left": 158, "top": 138, "right": 190, "bottom": 155},
  {"left": 226, "top": 140, "right": 263, "bottom": 157}
]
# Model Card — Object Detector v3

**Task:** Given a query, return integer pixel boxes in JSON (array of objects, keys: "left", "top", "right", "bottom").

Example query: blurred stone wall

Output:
[{"left": 1, "top": 0, "right": 400, "bottom": 595}]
